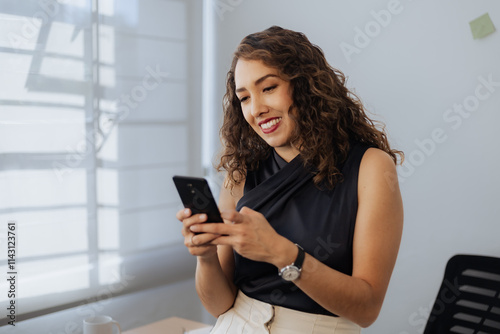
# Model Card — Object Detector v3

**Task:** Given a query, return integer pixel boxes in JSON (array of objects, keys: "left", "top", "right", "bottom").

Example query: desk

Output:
[{"left": 123, "top": 317, "right": 212, "bottom": 334}]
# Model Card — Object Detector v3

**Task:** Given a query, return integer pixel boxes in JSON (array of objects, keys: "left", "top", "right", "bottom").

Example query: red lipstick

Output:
[{"left": 259, "top": 117, "right": 281, "bottom": 134}]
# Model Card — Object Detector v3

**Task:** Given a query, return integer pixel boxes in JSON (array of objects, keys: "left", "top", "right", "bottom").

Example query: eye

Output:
[
  {"left": 263, "top": 85, "right": 277, "bottom": 92},
  {"left": 239, "top": 96, "right": 249, "bottom": 103}
]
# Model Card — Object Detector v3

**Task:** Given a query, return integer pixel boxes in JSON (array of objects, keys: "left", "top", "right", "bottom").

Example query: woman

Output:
[{"left": 176, "top": 26, "right": 404, "bottom": 333}]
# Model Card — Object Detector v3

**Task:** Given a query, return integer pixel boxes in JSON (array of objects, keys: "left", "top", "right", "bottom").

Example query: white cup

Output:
[{"left": 83, "top": 315, "right": 122, "bottom": 334}]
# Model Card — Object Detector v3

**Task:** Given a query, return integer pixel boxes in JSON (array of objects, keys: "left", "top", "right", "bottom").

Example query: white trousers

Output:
[{"left": 210, "top": 291, "right": 361, "bottom": 334}]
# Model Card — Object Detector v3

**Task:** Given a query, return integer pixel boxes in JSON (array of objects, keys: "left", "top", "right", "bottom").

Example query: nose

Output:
[{"left": 250, "top": 95, "right": 268, "bottom": 118}]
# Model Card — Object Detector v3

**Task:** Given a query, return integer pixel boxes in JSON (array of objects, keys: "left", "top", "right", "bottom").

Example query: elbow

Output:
[
  {"left": 348, "top": 280, "right": 386, "bottom": 328},
  {"left": 357, "top": 317, "right": 377, "bottom": 329},
  {"left": 354, "top": 304, "right": 382, "bottom": 328},
  {"left": 205, "top": 301, "right": 234, "bottom": 319}
]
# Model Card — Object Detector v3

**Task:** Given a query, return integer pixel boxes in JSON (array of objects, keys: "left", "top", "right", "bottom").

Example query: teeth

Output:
[{"left": 261, "top": 118, "right": 281, "bottom": 129}]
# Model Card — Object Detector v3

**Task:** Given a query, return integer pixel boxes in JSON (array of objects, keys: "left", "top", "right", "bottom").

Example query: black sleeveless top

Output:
[{"left": 234, "top": 143, "right": 370, "bottom": 316}]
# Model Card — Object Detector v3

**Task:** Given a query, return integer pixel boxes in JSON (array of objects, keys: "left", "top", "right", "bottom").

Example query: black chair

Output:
[{"left": 423, "top": 254, "right": 500, "bottom": 334}]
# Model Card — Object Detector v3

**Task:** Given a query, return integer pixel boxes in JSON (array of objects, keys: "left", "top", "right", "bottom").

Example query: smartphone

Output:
[{"left": 172, "top": 175, "right": 223, "bottom": 223}]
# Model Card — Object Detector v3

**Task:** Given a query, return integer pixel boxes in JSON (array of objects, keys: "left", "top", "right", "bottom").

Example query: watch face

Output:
[{"left": 281, "top": 266, "right": 301, "bottom": 281}]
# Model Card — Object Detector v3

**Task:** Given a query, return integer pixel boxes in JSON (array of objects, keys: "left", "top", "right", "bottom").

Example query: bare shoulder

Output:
[
  {"left": 358, "top": 147, "right": 400, "bottom": 195},
  {"left": 360, "top": 147, "right": 397, "bottom": 170}
]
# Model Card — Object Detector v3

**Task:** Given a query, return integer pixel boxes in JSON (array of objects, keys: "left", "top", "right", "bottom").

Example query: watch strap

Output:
[{"left": 293, "top": 244, "right": 305, "bottom": 270}]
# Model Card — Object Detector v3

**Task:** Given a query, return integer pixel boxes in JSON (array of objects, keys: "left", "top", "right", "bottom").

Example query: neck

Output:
[{"left": 274, "top": 146, "right": 300, "bottom": 162}]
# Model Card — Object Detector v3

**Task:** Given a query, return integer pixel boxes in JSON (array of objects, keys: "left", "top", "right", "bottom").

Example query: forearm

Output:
[
  {"left": 294, "top": 253, "right": 381, "bottom": 328},
  {"left": 195, "top": 253, "right": 237, "bottom": 317},
  {"left": 269, "top": 239, "right": 380, "bottom": 327}
]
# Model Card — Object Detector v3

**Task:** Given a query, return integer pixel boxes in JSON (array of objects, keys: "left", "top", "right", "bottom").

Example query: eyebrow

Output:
[{"left": 235, "top": 74, "right": 278, "bottom": 93}]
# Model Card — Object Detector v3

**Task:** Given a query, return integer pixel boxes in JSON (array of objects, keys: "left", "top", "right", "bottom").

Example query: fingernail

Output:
[
  {"left": 184, "top": 209, "right": 190, "bottom": 215},
  {"left": 199, "top": 214, "right": 207, "bottom": 221}
]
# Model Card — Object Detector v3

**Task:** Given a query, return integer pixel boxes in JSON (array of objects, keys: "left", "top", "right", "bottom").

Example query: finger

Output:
[
  {"left": 221, "top": 210, "right": 247, "bottom": 224},
  {"left": 176, "top": 208, "right": 191, "bottom": 221},
  {"left": 209, "top": 234, "right": 237, "bottom": 247},
  {"left": 182, "top": 213, "right": 208, "bottom": 228},
  {"left": 181, "top": 215, "right": 206, "bottom": 237},
  {"left": 191, "top": 222, "right": 236, "bottom": 235},
  {"left": 239, "top": 206, "right": 259, "bottom": 216},
  {"left": 184, "top": 233, "right": 216, "bottom": 251},
  {"left": 191, "top": 232, "right": 220, "bottom": 245}
]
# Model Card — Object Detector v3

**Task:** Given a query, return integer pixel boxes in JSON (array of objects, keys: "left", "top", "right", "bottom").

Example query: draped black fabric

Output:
[{"left": 234, "top": 143, "right": 370, "bottom": 316}]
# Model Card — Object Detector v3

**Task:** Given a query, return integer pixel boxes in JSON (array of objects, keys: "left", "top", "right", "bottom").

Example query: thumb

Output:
[
  {"left": 239, "top": 206, "right": 257, "bottom": 215},
  {"left": 221, "top": 209, "right": 244, "bottom": 224}
]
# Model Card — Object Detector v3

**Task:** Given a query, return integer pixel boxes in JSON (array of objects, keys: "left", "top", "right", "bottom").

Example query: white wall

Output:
[{"left": 209, "top": 0, "right": 500, "bottom": 333}]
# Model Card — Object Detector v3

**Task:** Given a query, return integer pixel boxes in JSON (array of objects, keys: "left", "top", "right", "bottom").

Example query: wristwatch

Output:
[{"left": 279, "top": 244, "right": 305, "bottom": 281}]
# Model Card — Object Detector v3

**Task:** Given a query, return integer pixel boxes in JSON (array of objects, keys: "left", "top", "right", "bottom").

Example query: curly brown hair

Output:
[{"left": 217, "top": 26, "right": 403, "bottom": 189}]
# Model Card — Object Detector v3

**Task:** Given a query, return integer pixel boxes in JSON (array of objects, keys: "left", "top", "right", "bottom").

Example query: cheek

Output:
[
  {"left": 279, "top": 91, "right": 294, "bottom": 110},
  {"left": 241, "top": 107, "right": 252, "bottom": 123}
]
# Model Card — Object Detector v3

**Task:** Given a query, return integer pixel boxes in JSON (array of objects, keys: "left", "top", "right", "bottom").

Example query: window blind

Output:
[{"left": 0, "top": 0, "right": 200, "bottom": 322}]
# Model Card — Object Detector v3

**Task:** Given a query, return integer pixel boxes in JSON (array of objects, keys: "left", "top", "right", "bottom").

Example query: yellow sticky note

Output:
[{"left": 469, "top": 13, "right": 496, "bottom": 39}]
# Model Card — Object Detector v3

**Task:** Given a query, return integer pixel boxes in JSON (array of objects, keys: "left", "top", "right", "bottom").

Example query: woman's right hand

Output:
[{"left": 176, "top": 208, "right": 219, "bottom": 258}]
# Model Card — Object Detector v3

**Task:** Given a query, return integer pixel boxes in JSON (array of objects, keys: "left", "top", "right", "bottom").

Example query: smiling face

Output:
[{"left": 234, "top": 59, "right": 299, "bottom": 162}]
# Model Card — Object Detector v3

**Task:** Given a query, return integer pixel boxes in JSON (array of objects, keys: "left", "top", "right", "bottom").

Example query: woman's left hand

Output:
[{"left": 189, "top": 206, "right": 295, "bottom": 268}]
